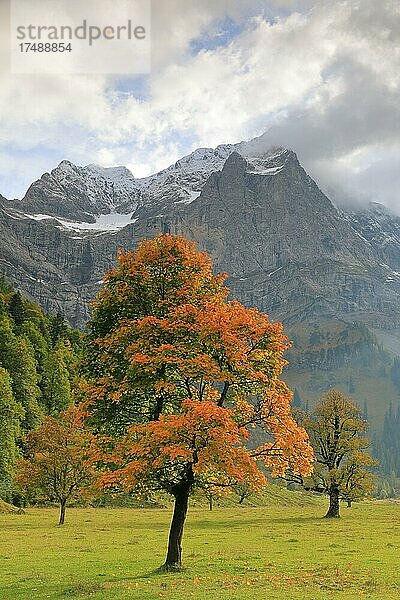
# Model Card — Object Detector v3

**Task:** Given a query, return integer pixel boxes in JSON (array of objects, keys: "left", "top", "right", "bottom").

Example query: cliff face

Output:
[
  {"left": 342, "top": 202, "right": 400, "bottom": 272},
  {"left": 153, "top": 151, "right": 399, "bottom": 326},
  {"left": 2, "top": 145, "right": 400, "bottom": 333}
]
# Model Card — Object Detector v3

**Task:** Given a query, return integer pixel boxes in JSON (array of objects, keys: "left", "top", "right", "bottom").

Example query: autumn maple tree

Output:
[
  {"left": 15, "top": 407, "right": 97, "bottom": 525},
  {"left": 84, "top": 234, "right": 314, "bottom": 570},
  {"left": 289, "top": 390, "right": 377, "bottom": 518}
]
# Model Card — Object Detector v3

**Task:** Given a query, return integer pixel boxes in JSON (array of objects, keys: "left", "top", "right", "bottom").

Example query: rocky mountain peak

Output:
[
  {"left": 2, "top": 133, "right": 400, "bottom": 334},
  {"left": 220, "top": 150, "right": 248, "bottom": 176},
  {"left": 54, "top": 159, "right": 77, "bottom": 174},
  {"left": 7, "top": 159, "right": 140, "bottom": 223}
]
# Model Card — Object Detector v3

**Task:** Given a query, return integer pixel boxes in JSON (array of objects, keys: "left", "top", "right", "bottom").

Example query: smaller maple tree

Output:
[
  {"left": 289, "top": 390, "right": 377, "bottom": 517},
  {"left": 15, "top": 407, "right": 97, "bottom": 525},
  {"left": 85, "top": 234, "right": 314, "bottom": 569}
]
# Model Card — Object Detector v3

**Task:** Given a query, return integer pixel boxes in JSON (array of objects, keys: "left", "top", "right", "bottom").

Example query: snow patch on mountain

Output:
[
  {"left": 57, "top": 212, "right": 137, "bottom": 232},
  {"left": 29, "top": 213, "right": 54, "bottom": 221},
  {"left": 245, "top": 148, "right": 290, "bottom": 176},
  {"left": 176, "top": 190, "right": 202, "bottom": 204},
  {"left": 27, "top": 211, "right": 136, "bottom": 232},
  {"left": 246, "top": 164, "right": 285, "bottom": 176}
]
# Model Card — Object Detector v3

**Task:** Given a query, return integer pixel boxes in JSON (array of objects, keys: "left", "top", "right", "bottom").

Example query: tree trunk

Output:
[
  {"left": 347, "top": 499, "right": 352, "bottom": 508},
  {"left": 325, "top": 486, "right": 340, "bottom": 518},
  {"left": 59, "top": 499, "right": 67, "bottom": 525},
  {"left": 164, "top": 481, "right": 191, "bottom": 570}
]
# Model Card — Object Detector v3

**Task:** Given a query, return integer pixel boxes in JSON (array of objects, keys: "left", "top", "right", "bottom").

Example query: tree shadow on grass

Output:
[{"left": 125, "top": 563, "right": 188, "bottom": 582}]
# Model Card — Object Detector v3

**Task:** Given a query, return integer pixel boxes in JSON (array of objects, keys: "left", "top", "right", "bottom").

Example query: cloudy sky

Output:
[{"left": 0, "top": 0, "right": 399, "bottom": 211}]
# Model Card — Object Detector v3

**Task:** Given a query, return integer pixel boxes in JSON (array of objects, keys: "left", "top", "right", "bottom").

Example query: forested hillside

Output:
[
  {"left": 284, "top": 320, "right": 398, "bottom": 431},
  {"left": 0, "top": 276, "right": 82, "bottom": 503}
]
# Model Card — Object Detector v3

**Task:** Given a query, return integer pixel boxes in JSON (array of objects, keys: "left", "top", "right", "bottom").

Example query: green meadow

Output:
[{"left": 0, "top": 498, "right": 399, "bottom": 600}]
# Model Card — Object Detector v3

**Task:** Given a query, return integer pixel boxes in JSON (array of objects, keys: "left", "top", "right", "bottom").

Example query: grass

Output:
[{"left": 0, "top": 501, "right": 399, "bottom": 599}]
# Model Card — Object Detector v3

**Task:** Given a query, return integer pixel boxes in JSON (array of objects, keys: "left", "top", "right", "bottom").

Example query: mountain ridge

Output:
[{"left": 2, "top": 139, "right": 400, "bottom": 331}]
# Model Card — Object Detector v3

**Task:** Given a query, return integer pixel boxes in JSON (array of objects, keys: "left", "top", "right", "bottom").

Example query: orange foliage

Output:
[
  {"left": 15, "top": 406, "right": 98, "bottom": 506},
  {"left": 102, "top": 399, "right": 267, "bottom": 495},
  {"left": 85, "top": 235, "right": 314, "bottom": 498}
]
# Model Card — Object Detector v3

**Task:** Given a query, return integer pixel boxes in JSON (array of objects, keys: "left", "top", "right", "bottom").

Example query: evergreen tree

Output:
[
  {"left": 0, "top": 316, "right": 41, "bottom": 430},
  {"left": 0, "top": 274, "right": 12, "bottom": 294},
  {"left": 8, "top": 292, "right": 26, "bottom": 327},
  {"left": 390, "top": 358, "right": 400, "bottom": 390},
  {"left": 293, "top": 387, "right": 303, "bottom": 409},
  {"left": 49, "top": 313, "right": 68, "bottom": 347},
  {"left": 0, "top": 284, "right": 81, "bottom": 428},
  {"left": 20, "top": 321, "right": 48, "bottom": 376},
  {"left": 348, "top": 376, "right": 356, "bottom": 394},
  {"left": 0, "top": 368, "right": 24, "bottom": 501},
  {"left": 363, "top": 400, "right": 369, "bottom": 421},
  {"left": 41, "top": 345, "right": 71, "bottom": 415},
  {"left": 379, "top": 402, "right": 400, "bottom": 478},
  {"left": 0, "top": 296, "right": 7, "bottom": 317}
]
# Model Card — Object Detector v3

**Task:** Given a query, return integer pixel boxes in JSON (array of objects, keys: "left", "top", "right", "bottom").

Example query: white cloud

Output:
[{"left": 0, "top": 0, "right": 399, "bottom": 210}]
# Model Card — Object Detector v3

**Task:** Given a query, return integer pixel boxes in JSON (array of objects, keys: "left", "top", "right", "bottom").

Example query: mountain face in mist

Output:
[
  {"left": 342, "top": 202, "right": 400, "bottom": 273},
  {"left": 2, "top": 141, "right": 400, "bottom": 333},
  {"left": 2, "top": 138, "right": 400, "bottom": 431}
]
